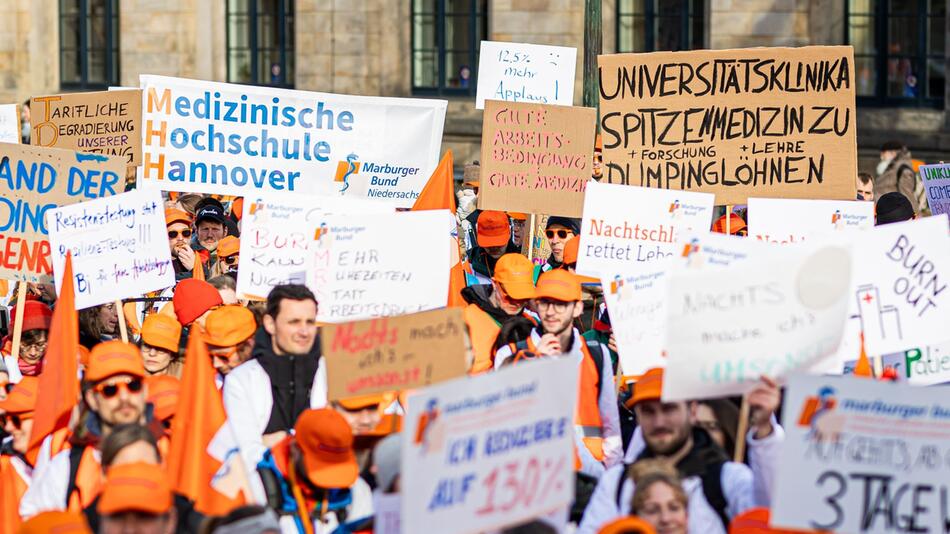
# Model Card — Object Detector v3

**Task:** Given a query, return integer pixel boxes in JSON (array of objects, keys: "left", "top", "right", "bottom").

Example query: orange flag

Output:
[
  {"left": 166, "top": 328, "right": 247, "bottom": 515},
  {"left": 412, "top": 150, "right": 468, "bottom": 307},
  {"left": 26, "top": 254, "right": 79, "bottom": 466},
  {"left": 853, "top": 332, "right": 874, "bottom": 378},
  {"left": 192, "top": 257, "right": 206, "bottom": 281}
]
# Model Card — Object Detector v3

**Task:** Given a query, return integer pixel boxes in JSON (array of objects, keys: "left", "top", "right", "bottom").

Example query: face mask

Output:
[{"left": 876, "top": 160, "right": 890, "bottom": 176}]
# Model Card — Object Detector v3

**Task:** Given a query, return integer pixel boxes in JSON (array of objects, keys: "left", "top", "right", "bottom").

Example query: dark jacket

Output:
[{"left": 251, "top": 328, "right": 321, "bottom": 434}]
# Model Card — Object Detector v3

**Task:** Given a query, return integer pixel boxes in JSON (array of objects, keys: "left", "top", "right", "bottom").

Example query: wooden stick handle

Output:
[
  {"left": 116, "top": 299, "right": 129, "bottom": 343},
  {"left": 10, "top": 283, "right": 27, "bottom": 361},
  {"left": 733, "top": 396, "right": 750, "bottom": 463}
]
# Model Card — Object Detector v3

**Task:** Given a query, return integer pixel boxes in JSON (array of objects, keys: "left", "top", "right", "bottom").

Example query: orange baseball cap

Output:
[
  {"left": 563, "top": 236, "right": 580, "bottom": 265},
  {"left": 535, "top": 269, "right": 582, "bottom": 302},
  {"left": 164, "top": 208, "right": 192, "bottom": 228},
  {"left": 140, "top": 314, "right": 182, "bottom": 354},
  {"left": 204, "top": 305, "right": 257, "bottom": 347},
  {"left": 598, "top": 517, "right": 656, "bottom": 534},
  {"left": 146, "top": 375, "right": 180, "bottom": 422},
  {"left": 630, "top": 368, "right": 664, "bottom": 407},
  {"left": 78, "top": 345, "right": 91, "bottom": 367},
  {"left": 477, "top": 210, "right": 511, "bottom": 248},
  {"left": 337, "top": 393, "right": 384, "bottom": 411},
  {"left": 0, "top": 376, "right": 39, "bottom": 415},
  {"left": 19, "top": 511, "right": 92, "bottom": 534},
  {"left": 217, "top": 235, "right": 240, "bottom": 258},
  {"left": 97, "top": 462, "right": 173, "bottom": 516},
  {"left": 85, "top": 341, "right": 146, "bottom": 383},
  {"left": 507, "top": 212, "right": 528, "bottom": 221},
  {"left": 492, "top": 253, "right": 536, "bottom": 300},
  {"left": 294, "top": 408, "right": 359, "bottom": 489}
]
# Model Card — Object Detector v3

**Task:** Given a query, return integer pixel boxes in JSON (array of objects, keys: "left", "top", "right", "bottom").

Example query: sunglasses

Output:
[
  {"left": 210, "top": 347, "right": 238, "bottom": 363},
  {"left": 0, "top": 413, "right": 30, "bottom": 429},
  {"left": 546, "top": 229, "right": 572, "bottom": 240},
  {"left": 223, "top": 255, "right": 239, "bottom": 265},
  {"left": 168, "top": 229, "right": 193, "bottom": 239},
  {"left": 94, "top": 377, "right": 144, "bottom": 399}
]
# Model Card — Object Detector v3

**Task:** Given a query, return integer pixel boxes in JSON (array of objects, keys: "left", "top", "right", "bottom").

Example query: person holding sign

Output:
[{"left": 2, "top": 301, "right": 52, "bottom": 382}]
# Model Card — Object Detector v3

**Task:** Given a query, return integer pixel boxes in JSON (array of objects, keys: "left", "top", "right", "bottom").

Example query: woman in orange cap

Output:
[{"left": 139, "top": 315, "right": 183, "bottom": 378}]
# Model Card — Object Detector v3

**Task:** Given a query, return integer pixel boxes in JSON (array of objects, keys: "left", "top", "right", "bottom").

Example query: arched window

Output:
[
  {"left": 60, "top": 0, "right": 120, "bottom": 89},
  {"left": 227, "top": 0, "right": 295, "bottom": 87}
]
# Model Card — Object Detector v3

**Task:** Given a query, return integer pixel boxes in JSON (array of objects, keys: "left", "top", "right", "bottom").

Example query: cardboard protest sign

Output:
[
  {"left": 236, "top": 193, "right": 393, "bottom": 299},
  {"left": 31, "top": 90, "right": 142, "bottom": 166},
  {"left": 577, "top": 182, "right": 714, "bottom": 276},
  {"left": 47, "top": 189, "right": 172, "bottom": 309},
  {"left": 773, "top": 374, "right": 950, "bottom": 533},
  {"left": 846, "top": 215, "right": 950, "bottom": 355},
  {"left": 0, "top": 143, "right": 125, "bottom": 282},
  {"left": 402, "top": 357, "right": 576, "bottom": 533},
  {"left": 322, "top": 308, "right": 467, "bottom": 401},
  {"left": 310, "top": 210, "right": 450, "bottom": 322},
  {"left": 919, "top": 163, "right": 950, "bottom": 220},
  {"left": 663, "top": 240, "right": 853, "bottom": 401},
  {"left": 475, "top": 41, "right": 577, "bottom": 109},
  {"left": 478, "top": 101, "right": 595, "bottom": 217},
  {"left": 747, "top": 197, "right": 873, "bottom": 243},
  {"left": 138, "top": 75, "right": 447, "bottom": 207},
  {"left": 0, "top": 104, "right": 19, "bottom": 144},
  {"left": 598, "top": 46, "right": 858, "bottom": 205}
]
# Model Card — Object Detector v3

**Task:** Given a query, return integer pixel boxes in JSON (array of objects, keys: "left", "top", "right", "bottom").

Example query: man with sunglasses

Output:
[
  {"left": 204, "top": 305, "right": 257, "bottom": 387},
  {"left": 541, "top": 216, "right": 581, "bottom": 272},
  {"left": 0, "top": 376, "right": 39, "bottom": 532},
  {"left": 166, "top": 208, "right": 204, "bottom": 281},
  {"left": 20, "top": 341, "right": 156, "bottom": 518},
  {"left": 214, "top": 235, "right": 241, "bottom": 277}
]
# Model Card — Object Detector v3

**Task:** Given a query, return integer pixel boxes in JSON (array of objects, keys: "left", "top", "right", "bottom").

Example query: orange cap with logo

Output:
[
  {"left": 19, "top": 511, "right": 92, "bottom": 534},
  {"left": 97, "top": 462, "right": 173, "bottom": 516},
  {"left": 217, "top": 235, "right": 240, "bottom": 258},
  {"left": 164, "top": 208, "right": 192, "bottom": 228},
  {"left": 535, "top": 269, "right": 582, "bottom": 302},
  {"left": 204, "top": 305, "right": 257, "bottom": 347},
  {"left": 476, "top": 210, "right": 511, "bottom": 248},
  {"left": 492, "top": 253, "right": 536, "bottom": 300},
  {"left": 630, "top": 368, "right": 664, "bottom": 407},
  {"left": 146, "top": 375, "right": 180, "bottom": 422},
  {"left": 294, "top": 408, "right": 359, "bottom": 489},
  {"left": 0, "top": 376, "right": 39, "bottom": 415},
  {"left": 85, "top": 341, "right": 146, "bottom": 383},
  {"left": 140, "top": 314, "right": 182, "bottom": 354}
]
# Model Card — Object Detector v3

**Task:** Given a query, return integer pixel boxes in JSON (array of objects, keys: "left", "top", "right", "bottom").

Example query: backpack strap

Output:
[
  {"left": 65, "top": 445, "right": 86, "bottom": 508},
  {"left": 582, "top": 338, "right": 606, "bottom": 397},
  {"left": 615, "top": 462, "right": 634, "bottom": 507},
  {"left": 700, "top": 461, "right": 730, "bottom": 530}
]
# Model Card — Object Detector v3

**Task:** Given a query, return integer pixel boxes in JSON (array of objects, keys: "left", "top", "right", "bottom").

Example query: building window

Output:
[
  {"left": 412, "top": 0, "right": 487, "bottom": 96},
  {"left": 227, "top": 0, "right": 295, "bottom": 87},
  {"left": 847, "top": 0, "right": 945, "bottom": 107},
  {"left": 617, "top": 0, "right": 705, "bottom": 52},
  {"left": 59, "top": 0, "right": 119, "bottom": 89}
]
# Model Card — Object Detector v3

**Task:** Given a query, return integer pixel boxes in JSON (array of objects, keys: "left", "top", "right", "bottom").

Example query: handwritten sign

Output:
[
  {"left": 0, "top": 143, "right": 125, "bottom": 282},
  {"left": 576, "top": 181, "right": 714, "bottom": 276},
  {"left": 322, "top": 308, "right": 467, "bottom": 401},
  {"left": 402, "top": 357, "right": 576, "bottom": 533},
  {"left": 0, "top": 104, "right": 19, "bottom": 144},
  {"left": 310, "top": 210, "right": 450, "bottom": 323},
  {"left": 478, "top": 101, "right": 595, "bottom": 217},
  {"left": 31, "top": 90, "right": 143, "bottom": 166},
  {"left": 601, "top": 269, "right": 668, "bottom": 376},
  {"left": 841, "top": 341, "right": 950, "bottom": 385},
  {"left": 747, "top": 197, "right": 873, "bottom": 243},
  {"left": 46, "top": 189, "right": 172, "bottom": 309},
  {"left": 662, "top": 240, "right": 853, "bottom": 401},
  {"left": 845, "top": 215, "right": 950, "bottom": 355},
  {"left": 475, "top": 41, "right": 576, "bottom": 109},
  {"left": 772, "top": 373, "right": 950, "bottom": 533},
  {"left": 920, "top": 163, "right": 950, "bottom": 220},
  {"left": 598, "top": 46, "right": 858, "bottom": 205},
  {"left": 236, "top": 193, "right": 393, "bottom": 299},
  {"left": 138, "top": 75, "right": 447, "bottom": 207}
]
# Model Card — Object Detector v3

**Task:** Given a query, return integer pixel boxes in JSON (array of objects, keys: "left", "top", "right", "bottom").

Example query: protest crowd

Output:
[{"left": 1, "top": 37, "right": 950, "bottom": 534}]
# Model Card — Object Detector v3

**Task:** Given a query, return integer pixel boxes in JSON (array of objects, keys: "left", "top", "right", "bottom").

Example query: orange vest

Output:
[
  {"left": 66, "top": 447, "right": 103, "bottom": 512},
  {"left": 463, "top": 304, "right": 501, "bottom": 374},
  {"left": 0, "top": 455, "right": 28, "bottom": 533}
]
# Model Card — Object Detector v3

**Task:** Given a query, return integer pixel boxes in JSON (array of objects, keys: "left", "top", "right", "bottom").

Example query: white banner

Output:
[
  {"left": 577, "top": 182, "right": 714, "bottom": 277},
  {"left": 0, "top": 104, "right": 18, "bottom": 143},
  {"left": 747, "top": 197, "right": 874, "bottom": 244},
  {"left": 47, "top": 189, "right": 173, "bottom": 309},
  {"left": 402, "top": 357, "right": 576, "bottom": 533},
  {"left": 310, "top": 210, "right": 450, "bottom": 323},
  {"left": 236, "top": 193, "right": 393, "bottom": 299},
  {"left": 138, "top": 75, "right": 447, "bottom": 207},
  {"left": 601, "top": 269, "right": 668, "bottom": 377},
  {"left": 773, "top": 373, "right": 950, "bottom": 533},
  {"left": 475, "top": 41, "right": 576, "bottom": 109},
  {"left": 663, "top": 240, "right": 853, "bottom": 401}
]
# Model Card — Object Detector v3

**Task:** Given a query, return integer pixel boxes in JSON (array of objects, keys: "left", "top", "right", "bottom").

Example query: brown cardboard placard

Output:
[
  {"left": 0, "top": 143, "right": 125, "bottom": 282},
  {"left": 322, "top": 308, "right": 468, "bottom": 401},
  {"left": 31, "top": 89, "right": 143, "bottom": 166},
  {"left": 478, "top": 101, "right": 596, "bottom": 217},
  {"left": 598, "top": 46, "right": 857, "bottom": 205}
]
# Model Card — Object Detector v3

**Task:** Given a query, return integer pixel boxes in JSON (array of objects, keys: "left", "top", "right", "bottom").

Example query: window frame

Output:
[
  {"left": 226, "top": 0, "right": 295, "bottom": 88},
  {"left": 615, "top": 0, "right": 706, "bottom": 53},
  {"left": 59, "top": 0, "right": 120, "bottom": 90},
  {"left": 411, "top": 0, "right": 487, "bottom": 97}
]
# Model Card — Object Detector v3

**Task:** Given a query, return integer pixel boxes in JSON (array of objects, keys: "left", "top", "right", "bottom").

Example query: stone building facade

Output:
[{"left": 1, "top": 0, "right": 947, "bottom": 174}]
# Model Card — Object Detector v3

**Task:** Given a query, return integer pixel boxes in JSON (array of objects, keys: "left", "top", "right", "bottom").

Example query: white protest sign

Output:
[
  {"left": 577, "top": 181, "right": 715, "bottom": 277},
  {"left": 846, "top": 215, "right": 950, "bottom": 355},
  {"left": 601, "top": 269, "right": 668, "bottom": 376},
  {"left": 773, "top": 373, "right": 950, "bottom": 533},
  {"left": 0, "top": 104, "right": 19, "bottom": 143},
  {"left": 47, "top": 189, "right": 172, "bottom": 309},
  {"left": 236, "top": 193, "right": 393, "bottom": 299},
  {"left": 138, "top": 75, "right": 447, "bottom": 207},
  {"left": 402, "top": 357, "right": 577, "bottom": 533},
  {"left": 662, "top": 240, "right": 853, "bottom": 401},
  {"left": 475, "top": 41, "right": 576, "bottom": 109},
  {"left": 374, "top": 492, "right": 401, "bottom": 534},
  {"left": 310, "top": 210, "right": 450, "bottom": 322},
  {"left": 671, "top": 229, "right": 772, "bottom": 272},
  {"left": 747, "top": 197, "right": 874, "bottom": 244},
  {"left": 841, "top": 341, "right": 950, "bottom": 385}
]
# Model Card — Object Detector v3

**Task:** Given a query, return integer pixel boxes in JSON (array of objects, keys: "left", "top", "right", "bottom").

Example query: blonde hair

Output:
[{"left": 629, "top": 459, "right": 687, "bottom": 514}]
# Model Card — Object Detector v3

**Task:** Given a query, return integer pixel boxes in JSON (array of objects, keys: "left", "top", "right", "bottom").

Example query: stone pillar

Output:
[{"left": 709, "top": 0, "right": 810, "bottom": 49}]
